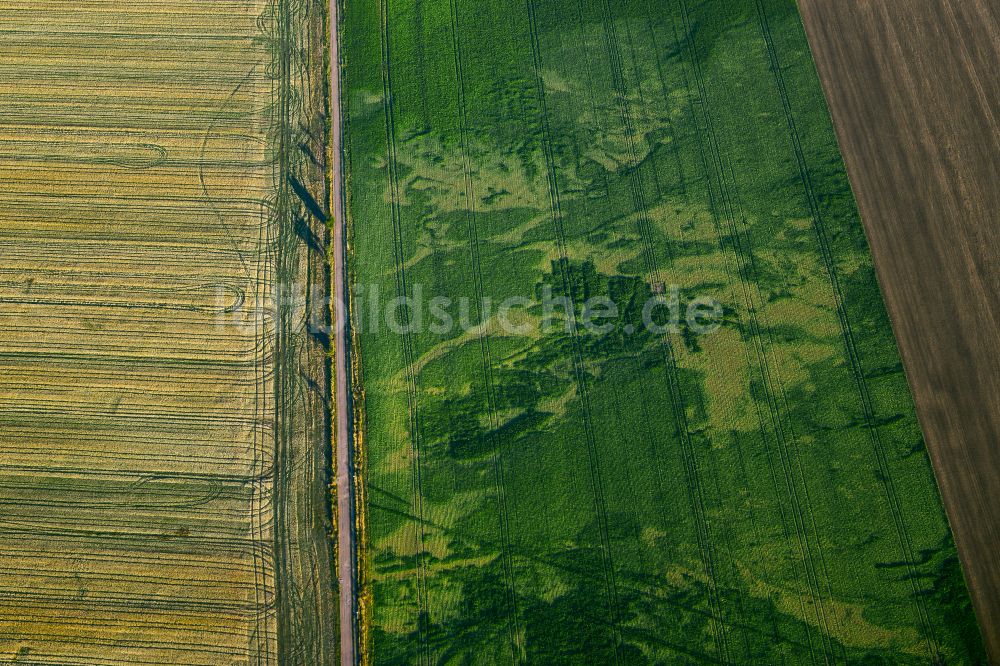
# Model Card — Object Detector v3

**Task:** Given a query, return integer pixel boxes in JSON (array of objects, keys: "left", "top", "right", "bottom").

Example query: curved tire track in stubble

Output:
[
  {"left": 269, "top": 0, "right": 338, "bottom": 663},
  {"left": 197, "top": 50, "right": 277, "bottom": 666}
]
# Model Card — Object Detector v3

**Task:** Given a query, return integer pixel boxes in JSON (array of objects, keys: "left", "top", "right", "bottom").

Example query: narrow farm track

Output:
[
  {"left": 328, "top": 0, "right": 358, "bottom": 662},
  {"left": 0, "top": 0, "right": 335, "bottom": 663}
]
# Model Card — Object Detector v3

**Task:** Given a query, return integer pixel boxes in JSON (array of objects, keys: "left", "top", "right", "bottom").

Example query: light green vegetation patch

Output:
[{"left": 342, "top": 0, "right": 985, "bottom": 663}]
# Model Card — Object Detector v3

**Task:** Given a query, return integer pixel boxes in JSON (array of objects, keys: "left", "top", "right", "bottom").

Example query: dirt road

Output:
[{"left": 329, "top": 0, "right": 357, "bottom": 663}]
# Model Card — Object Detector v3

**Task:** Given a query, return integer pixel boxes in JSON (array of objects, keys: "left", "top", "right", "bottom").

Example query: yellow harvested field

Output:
[{"left": 0, "top": 0, "right": 335, "bottom": 663}]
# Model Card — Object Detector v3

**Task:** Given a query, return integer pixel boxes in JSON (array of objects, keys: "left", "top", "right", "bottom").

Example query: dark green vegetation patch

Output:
[{"left": 341, "top": 0, "right": 985, "bottom": 662}]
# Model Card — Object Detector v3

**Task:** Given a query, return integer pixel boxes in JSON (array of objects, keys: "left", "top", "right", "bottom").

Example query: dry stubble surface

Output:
[{"left": 0, "top": 0, "right": 334, "bottom": 663}]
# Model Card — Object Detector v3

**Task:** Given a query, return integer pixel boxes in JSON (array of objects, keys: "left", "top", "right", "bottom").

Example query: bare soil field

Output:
[{"left": 799, "top": 0, "right": 1000, "bottom": 660}]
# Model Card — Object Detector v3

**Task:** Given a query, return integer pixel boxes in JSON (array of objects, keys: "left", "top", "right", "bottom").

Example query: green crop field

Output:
[{"left": 341, "top": 0, "right": 985, "bottom": 663}]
